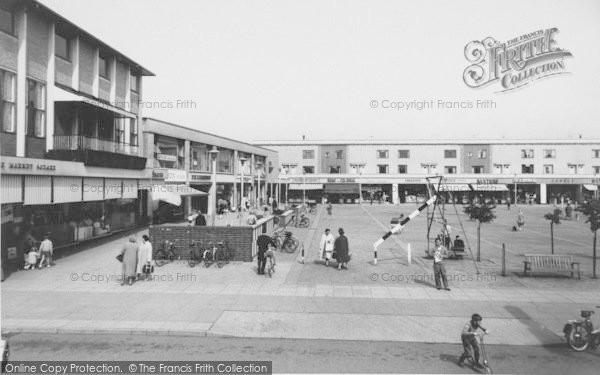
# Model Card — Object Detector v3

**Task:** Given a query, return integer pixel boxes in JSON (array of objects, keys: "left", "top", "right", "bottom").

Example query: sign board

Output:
[{"left": 165, "top": 169, "right": 187, "bottom": 182}]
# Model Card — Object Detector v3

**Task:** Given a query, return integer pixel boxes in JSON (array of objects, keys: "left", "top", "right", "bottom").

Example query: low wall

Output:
[{"left": 149, "top": 216, "right": 275, "bottom": 262}]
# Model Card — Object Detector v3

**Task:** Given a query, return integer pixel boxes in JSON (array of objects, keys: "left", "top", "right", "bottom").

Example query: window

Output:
[
  {"left": 521, "top": 164, "right": 534, "bottom": 174},
  {"left": 115, "top": 118, "right": 126, "bottom": 144},
  {"left": 99, "top": 52, "right": 110, "bottom": 79},
  {"left": 154, "top": 135, "right": 183, "bottom": 169},
  {"left": 594, "top": 166, "right": 600, "bottom": 175},
  {"left": 0, "top": 69, "right": 16, "bottom": 132},
  {"left": 444, "top": 166, "right": 457, "bottom": 174},
  {"left": 478, "top": 149, "right": 487, "bottom": 159},
  {"left": 335, "top": 150, "right": 343, "bottom": 159},
  {"left": 324, "top": 152, "right": 330, "bottom": 158},
  {"left": 0, "top": 7, "right": 14, "bottom": 35},
  {"left": 493, "top": 164, "right": 510, "bottom": 174},
  {"left": 281, "top": 164, "right": 298, "bottom": 175},
  {"left": 397, "top": 150, "right": 410, "bottom": 158},
  {"left": 593, "top": 150, "right": 600, "bottom": 158},
  {"left": 472, "top": 166, "right": 484, "bottom": 174},
  {"left": 55, "top": 33, "right": 70, "bottom": 60},
  {"left": 543, "top": 164, "right": 554, "bottom": 174},
  {"left": 350, "top": 164, "right": 365, "bottom": 174},
  {"left": 467, "top": 152, "right": 473, "bottom": 158},
  {"left": 377, "top": 164, "right": 389, "bottom": 174},
  {"left": 329, "top": 166, "right": 341, "bottom": 174},
  {"left": 521, "top": 149, "right": 534, "bottom": 158},
  {"left": 303, "top": 166, "right": 314, "bottom": 174},
  {"left": 129, "top": 119, "right": 138, "bottom": 146},
  {"left": 543, "top": 149, "right": 556, "bottom": 158},
  {"left": 398, "top": 165, "right": 407, "bottom": 174},
  {"left": 26, "top": 79, "right": 46, "bottom": 137},
  {"left": 421, "top": 164, "right": 437, "bottom": 174},
  {"left": 302, "top": 150, "right": 314, "bottom": 159},
  {"left": 567, "top": 164, "right": 584, "bottom": 175},
  {"left": 377, "top": 150, "right": 389, "bottom": 159},
  {"left": 130, "top": 73, "right": 139, "bottom": 92},
  {"left": 444, "top": 150, "right": 457, "bottom": 158}
]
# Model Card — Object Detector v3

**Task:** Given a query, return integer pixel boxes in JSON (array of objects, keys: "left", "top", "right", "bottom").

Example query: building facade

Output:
[
  {"left": 254, "top": 140, "right": 600, "bottom": 204},
  {"left": 0, "top": 0, "right": 153, "bottom": 276}
]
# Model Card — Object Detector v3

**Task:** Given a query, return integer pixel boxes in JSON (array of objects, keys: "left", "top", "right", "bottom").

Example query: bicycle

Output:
[
  {"left": 272, "top": 229, "right": 299, "bottom": 253},
  {"left": 215, "top": 241, "right": 233, "bottom": 268},
  {"left": 291, "top": 213, "right": 310, "bottom": 228},
  {"left": 188, "top": 241, "right": 204, "bottom": 268},
  {"left": 308, "top": 203, "right": 317, "bottom": 215},
  {"left": 155, "top": 239, "right": 179, "bottom": 267}
]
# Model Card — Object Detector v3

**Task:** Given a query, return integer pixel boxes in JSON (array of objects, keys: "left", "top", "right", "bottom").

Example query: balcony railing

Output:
[{"left": 53, "top": 135, "right": 138, "bottom": 156}]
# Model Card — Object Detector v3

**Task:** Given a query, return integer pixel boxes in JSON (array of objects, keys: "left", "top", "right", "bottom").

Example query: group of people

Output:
[
  {"left": 319, "top": 228, "right": 350, "bottom": 270},
  {"left": 119, "top": 235, "right": 153, "bottom": 286},
  {"left": 23, "top": 234, "right": 54, "bottom": 270}
]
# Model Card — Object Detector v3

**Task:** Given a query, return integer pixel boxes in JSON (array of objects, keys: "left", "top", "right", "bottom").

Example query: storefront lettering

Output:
[
  {"left": 0, "top": 162, "right": 56, "bottom": 171},
  {"left": 477, "top": 179, "right": 498, "bottom": 184},
  {"left": 551, "top": 179, "right": 575, "bottom": 184},
  {"left": 191, "top": 174, "right": 211, "bottom": 181}
]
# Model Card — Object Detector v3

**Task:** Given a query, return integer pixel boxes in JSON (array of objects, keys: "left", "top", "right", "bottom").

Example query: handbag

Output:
[
  {"left": 116, "top": 253, "right": 123, "bottom": 262},
  {"left": 142, "top": 263, "right": 154, "bottom": 274}
]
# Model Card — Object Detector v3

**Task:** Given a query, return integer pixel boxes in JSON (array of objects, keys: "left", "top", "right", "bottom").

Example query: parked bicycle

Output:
[
  {"left": 188, "top": 241, "right": 204, "bottom": 268},
  {"left": 202, "top": 241, "right": 233, "bottom": 268},
  {"left": 308, "top": 203, "right": 317, "bottom": 215},
  {"left": 292, "top": 213, "right": 310, "bottom": 228},
  {"left": 272, "top": 229, "right": 299, "bottom": 253},
  {"left": 155, "top": 239, "right": 180, "bottom": 267}
]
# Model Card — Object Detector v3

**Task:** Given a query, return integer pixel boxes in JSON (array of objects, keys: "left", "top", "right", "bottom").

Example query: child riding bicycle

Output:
[{"left": 458, "top": 313, "right": 489, "bottom": 370}]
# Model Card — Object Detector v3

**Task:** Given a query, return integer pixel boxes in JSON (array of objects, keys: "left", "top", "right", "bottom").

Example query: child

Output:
[{"left": 24, "top": 248, "right": 39, "bottom": 270}]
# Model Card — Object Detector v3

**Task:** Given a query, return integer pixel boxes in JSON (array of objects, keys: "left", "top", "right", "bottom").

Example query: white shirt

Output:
[
  {"left": 39, "top": 239, "right": 53, "bottom": 254},
  {"left": 320, "top": 233, "right": 335, "bottom": 251},
  {"left": 432, "top": 245, "right": 447, "bottom": 263}
]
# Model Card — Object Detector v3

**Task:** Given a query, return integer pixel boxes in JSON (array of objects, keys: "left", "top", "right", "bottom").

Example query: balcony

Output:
[
  {"left": 47, "top": 135, "right": 146, "bottom": 170},
  {"left": 53, "top": 135, "right": 138, "bottom": 155}
]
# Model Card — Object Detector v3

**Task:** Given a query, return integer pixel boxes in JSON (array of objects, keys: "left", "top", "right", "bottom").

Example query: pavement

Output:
[{"left": 2, "top": 204, "right": 600, "bottom": 347}]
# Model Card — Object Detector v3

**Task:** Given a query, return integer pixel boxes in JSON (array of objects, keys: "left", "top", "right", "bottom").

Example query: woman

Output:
[
  {"left": 334, "top": 228, "right": 350, "bottom": 271},
  {"left": 121, "top": 236, "right": 138, "bottom": 286},
  {"left": 517, "top": 209, "right": 525, "bottom": 231},
  {"left": 319, "top": 228, "right": 335, "bottom": 266},
  {"left": 136, "top": 235, "right": 153, "bottom": 281}
]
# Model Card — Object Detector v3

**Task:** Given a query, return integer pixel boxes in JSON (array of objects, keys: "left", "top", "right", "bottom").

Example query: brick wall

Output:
[
  {"left": 149, "top": 225, "right": 255, "bottom": 262},
  {"left": 0, "top": 33, "right": 18, "bottom": 71},
  {"left": 78, "top": 41, "right": 95, "bottom": 95},
  {"left": 26, "top": 11, "right": 49, "bottom": 82}
]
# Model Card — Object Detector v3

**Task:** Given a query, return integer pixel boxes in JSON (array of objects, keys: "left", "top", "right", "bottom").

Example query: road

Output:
[{"left": 5, "top": 332, "right": 600, "bottom": 374}]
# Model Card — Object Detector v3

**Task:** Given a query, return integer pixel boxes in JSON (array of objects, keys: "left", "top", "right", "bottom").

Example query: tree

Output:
[
  {"left": 544, "top": 208, "right": 562, "bottom": 254},
  {"left": 464, "top": 201, "right": 496, "bottom": 261},
  {"left": 576, "top": 200, "right": 600, "bottom": 279}
]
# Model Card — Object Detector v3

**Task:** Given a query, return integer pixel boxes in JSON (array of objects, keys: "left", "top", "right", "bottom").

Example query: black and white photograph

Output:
[{"left": 1, "top": 0, "right": 600, "bottom": 374}]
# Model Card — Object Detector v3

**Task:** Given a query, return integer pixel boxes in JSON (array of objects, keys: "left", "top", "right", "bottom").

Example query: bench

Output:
[{"left": 523, "top": 254, "right": 580, "bottom": 279}]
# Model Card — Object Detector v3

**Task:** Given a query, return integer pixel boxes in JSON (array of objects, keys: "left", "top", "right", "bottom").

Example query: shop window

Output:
[
  {"left": 398, "top": 150, "right": 410, "bottom": 158},
  {"left": 544, "top": 149, "right": 556, "bottom": 158},
  {"left": 521, "top": 149, "right": 534, "bottom": 158},
  {"left": 444, "top": 150, "right": 457, "bottom": 158},
  {"left": 0, "top": 7, "right": 14, "bottom": 35},
  {"left": 543, "top": 165, "right": 554, "bottom": 174},
  {"left": 444, "top": 166, "right": 456, "bottom": 174},
  {"left": 303, "top": 166, "right": 314, "bottom": 174},
  {"left": 217, "top": 148, "right": 233, "bottom": 173},
  {"left": 26, "top": 79, "right": 46, "bottom": 137},
  {"left": 378, "top": 164, "right": 389, "bottom": 174},
  {"left": 472, "top": 166, "right": 484, "bottom": 174},
  {"left": 521, "top": 164, "right": 534, "bottom": 174},
  {"left": 398, "top": 165, "right": 407, "bottom": 174},
  {"left": 377, "top": 150, "right": 389, "bottom": 159},
  {"left": 302, "top": 150, "right": 314, "bottom": 159},
  {"left": 0, "top": 69, "right": 16, "bottom": 132},
  {"left": 55, "top": 32, "right": 70, "bottom": 60}
]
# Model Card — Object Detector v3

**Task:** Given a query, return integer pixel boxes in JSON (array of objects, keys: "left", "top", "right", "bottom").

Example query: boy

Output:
[{"left": 458, "top": 314, "right": 489, "bottom": 369}]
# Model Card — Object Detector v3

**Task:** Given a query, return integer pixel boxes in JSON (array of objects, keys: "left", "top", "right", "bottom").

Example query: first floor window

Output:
[
  {"left": 303, "top": 166, "right": 314, "bottom": 174},
  {"left": 522, "top": 164, "right": 534, "bottom": 174},
  {"left": 521, "top": 149, "right": 534, "bottom": 158},
  {"left": 543, "top": 164, "right": 554, "bottom": 174},
  {"left": 378, "top": 164, "right": 389, "bottom": 174},
  {"left": 398, "top": 150, "right": 410, "bottom": 158},
  {"left": 593, "top": 150, "right": 600, "bottom": 158},
  {"left": 26, "top": 79, "right": 46, "bottom": 137},
  {"left": 594, "top": 166, "right": 600, "bottom": 174},
  {"left": 329, "top": 166, "right": 341, "bottom": 173},
  {"left": 398, "top": 165, "right": 407, "bottom": 174},
  {"left": 377, "top": 150, "right": 389, "bottom": 159},
  {"left": 444, "top": 166, "right": 457, "bottom": 174},
  {"left": 0, "top": 69, "right": 16, "bottom": 132},
  {"left": 129, "top": 119, "right": 138, "bottom": 146},
  {"left": 444, "top": 150, "right": 457, "bottom": 158},
  {"left": 302, "top": 150, "right": 314, "bottom": 159},
  {"left": 472, "top": 166, "right": 483, "bottom": 174}
]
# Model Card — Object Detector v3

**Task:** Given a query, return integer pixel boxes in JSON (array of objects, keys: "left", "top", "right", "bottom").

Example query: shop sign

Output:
[
  {"left": 165, "top": 169, "right": 187, "bottom": 182},
  {"left": 513, "top": 178, "right": 536, "bottom": 183},
  {"left": 190, "top": 174, "right": 211, "bottom": 181},
  {"left": 477, "top": 178, "right": 498, "bottom": 184},
  {"left": 327, "top": 178, "right": 356, "bottom": 183},
  {"left": 152, "top": 169, "right": 165, "bottom": 179},
  {"left": 550, "top": 178, "right": 576, "bottom": 184},
  {"left": 156, "top": 154, "right": 177, "bottom": 162},
  {"left": 1, "top": 161, "right": 56, "bottom": 172},
  {"left": 402, "top": 178, "right": 425, "bottom": 183}
]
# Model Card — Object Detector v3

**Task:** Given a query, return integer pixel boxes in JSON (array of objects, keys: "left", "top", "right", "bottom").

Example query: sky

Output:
[{"left": 40, "top": 0, "right": 600, "bottom": 143}]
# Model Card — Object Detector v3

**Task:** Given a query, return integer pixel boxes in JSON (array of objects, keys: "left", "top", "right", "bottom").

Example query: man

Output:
[
  {"left": 319, "top": 228, "right": 335, "bottom": 266},
  {"left": 458, "top": 313, "right": 488, "bottom": 369},
  {"left": 256, "top": 234, "right": 275, "bottom": 275},
  {"left": 38, "top": 234, "right": 53, "bottom": 268},
  {"left": 430, "top": 238, "right": 450, "bottom": 290}
]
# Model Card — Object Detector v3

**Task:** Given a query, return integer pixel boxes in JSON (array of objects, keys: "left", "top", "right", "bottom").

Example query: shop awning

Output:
[
  {"left": 471, "top": 184, "right": 509, "bottom": 192},
  {"left": 438, "top": 184, "right": 471, "bottom": 192},
  {"left": 289, "top": 183, "right": 323, "bottom": 190},
  {"left": 151, "top": 185, "right": 207, "bottom": 206},
  {"left": 324, "top": 183, "right": 360, "bottom": 194},
  {"left": 583, "top": 184, "right": 598, "bottom": 191}
]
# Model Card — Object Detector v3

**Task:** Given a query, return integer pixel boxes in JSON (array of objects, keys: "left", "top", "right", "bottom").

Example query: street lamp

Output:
[
  {"left": 239, "top": 156, "right": 247, "bottom": 225},
  {"left": 256, "top": 161, "right": 263, "bottom": 209},
  {"left": 209, "top": 146, "right": 219, "bottom": 227}
]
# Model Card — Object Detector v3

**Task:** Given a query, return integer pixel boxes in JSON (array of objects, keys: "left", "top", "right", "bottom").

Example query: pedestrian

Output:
[
  {"left": 319, "top": 228, "right": 335, "bottom": 266},
  {"left": 506, "top": 198, "right": 511, "bottom": 211},
  {"left": 517, "top": 208, "right": 525, "bottom": 231},
  {"left": 457, "top": 313, "right": 488, "bottom": 369},
  {"left": 23, "top": 248, "right": 39, "bottom": 270},
  {"left": 136, "top": 235, "right": 153, "bottom": 281},
  {"left": 334, "top": 228, "right": 350, "bottom": 271},
  {"left": 326, "top": 202, "right": 333, "bottom": 216},
  {"left": 120, "top": 236, "right": 138, "bottom": 286},
  {"left": 37, "top": 234, "right": 53, "bottom": 268},
  {"left": 430, "top": 238, "right": 450, "bottom": 290},
  {"left": 256, "top": 234, "right": 275, "bottom": 275}
]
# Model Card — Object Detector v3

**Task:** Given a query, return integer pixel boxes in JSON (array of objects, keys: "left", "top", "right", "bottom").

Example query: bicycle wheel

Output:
[
  {"left": 203, "top": 249, "right": 212, "bottom": 268},
  {"left": 155, "top": 250, "right": 168, "bottom": 267},
  {"left": 300, "top": 218, "right": 310, "bottom": 227},
  {"left": 216, "top": 248, "right": 226, "bottom": 268},
  {"left": 188, "top": 251, "right": 196, "bottom": 267},
  {"left": 283, "top": 237, "right": 299, "bottom": 253},
  {"left": 567, "top": 325, "right": 589, "bottom": 351}
]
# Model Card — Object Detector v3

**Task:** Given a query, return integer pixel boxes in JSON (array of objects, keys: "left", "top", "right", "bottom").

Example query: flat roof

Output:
[{"left": 253, "top": 139, "right": 600, "bottom": 146}]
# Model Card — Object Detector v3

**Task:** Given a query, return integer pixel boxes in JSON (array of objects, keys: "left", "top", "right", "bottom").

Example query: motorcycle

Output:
[{"left": 563, "top": 306, "right": 600, "bottom": 351}]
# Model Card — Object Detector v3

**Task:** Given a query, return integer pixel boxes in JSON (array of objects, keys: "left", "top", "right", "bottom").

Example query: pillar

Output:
[
  {"left": 233, "top": 150, "right": 238, "bottom": 209},
  {"left": 15, "top": 7, "right": 27, "bottom": 157},
  {"left": 392, "top": 184, "right": 400, "bottom": 205},
  {"left": 46, "top": 21, "right": 55, "bottom": 152},
  {"left": 539, "top": 183, "right": 547, "bottom": 204}
]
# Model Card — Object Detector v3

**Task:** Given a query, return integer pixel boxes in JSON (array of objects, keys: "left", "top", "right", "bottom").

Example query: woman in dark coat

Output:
[{"left": 334, "top": 228, "right": 350, "bottom": 270}]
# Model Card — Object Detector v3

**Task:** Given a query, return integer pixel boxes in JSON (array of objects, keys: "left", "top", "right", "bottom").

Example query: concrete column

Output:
[
  {"left": 233, "top": 150, "right": 238, "bottom": 209},
  {"left": 539, "top": 183, "right": 547, "bottom": 204},
  {"left": 46, "top": 21, "right": 55, "bottom": 152},
  {"left": 71, "top": 36, "right": 79, "bottom": 90},
  {"left": 250, "top": 154, "right": 256, "bottom": 206},
  {"left": 109, "top": 57, "right": 117, "bottom": 103},
  {"left": 184, "top": 140, "right": 191, "bottom": 217},
  {"left": 92, "top": 47, "right": 99, "bottom": 98},
  {"left": 15, "top": 8, "right": 27, "bottom": 157},
  {"left": 393, "top": 183, "right": 400, "bottom": 205}
]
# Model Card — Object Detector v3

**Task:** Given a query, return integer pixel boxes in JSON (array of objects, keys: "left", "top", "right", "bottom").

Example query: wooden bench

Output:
[{"left": 523, "top": 254, "right": 580, "bottom": 279}]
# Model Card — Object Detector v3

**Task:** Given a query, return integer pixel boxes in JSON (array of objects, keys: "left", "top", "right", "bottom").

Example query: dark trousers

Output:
[
  {"left": 257, "top": 253, "right": 266, "bottom": 274},
  {"left": 433, "top": 262, "right": 448, "bottom": 289},
  {"left": 458, "top": 335, "right": 480, "bottom": 365}
]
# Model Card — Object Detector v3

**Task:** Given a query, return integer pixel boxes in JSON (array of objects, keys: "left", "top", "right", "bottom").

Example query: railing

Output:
[{"left": 53, "top": 135, "right": 138, "bottom": 155}]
